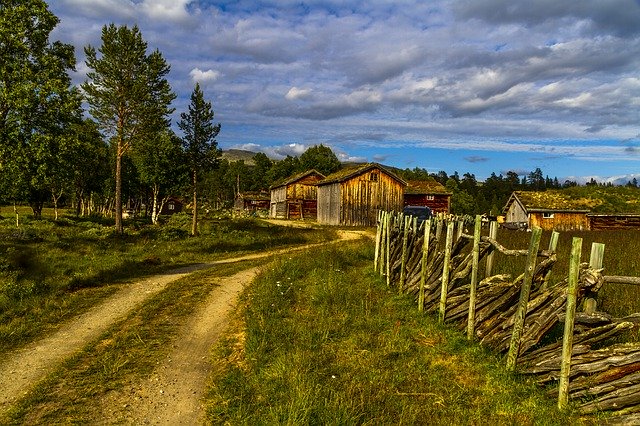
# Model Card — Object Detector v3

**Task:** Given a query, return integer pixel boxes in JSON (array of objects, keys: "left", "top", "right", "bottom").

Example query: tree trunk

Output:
[
  {"left": 115, "top": 145, "right": 123, "bottom": 234},
  {"left": 191, "top": 170, "right": 198, "bottom": 236},
  {"left": 13, "top": 202, "right": 19, "bottom": 227}
]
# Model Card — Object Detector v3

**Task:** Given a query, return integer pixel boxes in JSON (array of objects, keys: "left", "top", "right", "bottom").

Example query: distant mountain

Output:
[{"left": 220, "top": 149, "right": 259, "bottom": 165}]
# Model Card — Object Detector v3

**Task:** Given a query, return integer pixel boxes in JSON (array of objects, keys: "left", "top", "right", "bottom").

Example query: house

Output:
[
  {"left": 502, "top": 191, "right": 590, "bottom": 231},
  {"left": 159, "top": 197, "right": 183, "bottom": 215},
  {"left": 317, "top": 163, "right": 407, "bottom": 226},
  {"left": 404, "top": 179, "right": 451, "bottom": 213},
  {"left": 269, "top": 170, "right": 325, "bottom": 219},
  {"left": 234, "top": 191, "right": 270, "bottom": 213}
]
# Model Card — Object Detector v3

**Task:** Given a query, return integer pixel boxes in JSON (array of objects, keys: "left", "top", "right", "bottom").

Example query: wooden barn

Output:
[
  {"left": 234, "top": 191, "right": 270, "bottom": 213},
  {"left": 269, "top": 170, "right": 325, "bottom": 219},
  {"left": 588, "top": 214, "right": 640, "bottom": 230},
  {"left": 317, "top": 163, "right": 406, "bottom": 226},
  {"left": 404, "top": 179, "right": 451, "bottom": 213},
  {"left": 502, "top": 191, "right": 590, "bottom": 231}
]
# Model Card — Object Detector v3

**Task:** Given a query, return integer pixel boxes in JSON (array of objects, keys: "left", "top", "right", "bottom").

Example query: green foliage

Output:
[
  {"left": 299, "top": 144, "right": 341, "bottom": 176},
  {"left": 0, "top": 0, "right": 82, "bottom": 215}
]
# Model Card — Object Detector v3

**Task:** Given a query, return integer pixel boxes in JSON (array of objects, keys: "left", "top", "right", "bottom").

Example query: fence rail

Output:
[{"left": 374, "top": 210, "right": 640, "bottom": 421}]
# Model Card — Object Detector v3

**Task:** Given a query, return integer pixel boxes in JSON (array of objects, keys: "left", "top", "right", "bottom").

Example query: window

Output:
[
  {"left": 542, "top": 212, "right": 554, "bottom": 219},
  {"left": 369, "top": 172, "right": 379, "bottom": 182},
  {"left": 426, "top": 195, "right": 435, "bottom": 201},
  {"left": 168, "top": 203, "right": 175, "bottom": 211}
]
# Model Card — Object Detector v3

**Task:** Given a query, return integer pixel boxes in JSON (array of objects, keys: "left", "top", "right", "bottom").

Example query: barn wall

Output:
[
  {"left": 589, "top": 215, "right": 640, "bottom": 231},
  {"left": 404, "top": 194, "right": 450, "bottom": 213},
  {"left": 530, "top": 212, "right": 589, "bottom": 231},
  {"left": 339, "top": 171, "right": 404, "bottom": 226},
  {"left": 317, "top": 184, "right": 341, "bottom": 225},
  {"left": 505, "top": 201, "right": 528, "bottom": 224},
  {"left": 286, "top": 175, "right": 321, "bottom": 200}
]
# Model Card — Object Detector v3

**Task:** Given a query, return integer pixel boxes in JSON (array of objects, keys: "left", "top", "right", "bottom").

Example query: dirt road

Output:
[{"left": 0, "top": 229, "right": 369, "bottom": 423}]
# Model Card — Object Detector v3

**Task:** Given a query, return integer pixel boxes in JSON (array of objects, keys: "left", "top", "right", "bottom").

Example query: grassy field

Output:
[
  {"left": 489, "top": 228, "right": 640, "bottom": 317},
  {"left": 0, "top": 208, "right": 337, "bottom": 355},
  {"left": 205, "top": 241, "right": 592, "bottom": 425}
]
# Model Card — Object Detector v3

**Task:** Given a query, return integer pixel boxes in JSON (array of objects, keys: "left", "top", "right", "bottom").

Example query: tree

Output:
[
  {"left": 249, "top": 152, "right": 273, "bottom": 191},
  {"left": 0, "top": 0, "right": 80, "bottom": 223},
  {"left": 83, "top": 24, "right": 175, "bottom": 233},
  {"left": 265, "top": 155, "right": 301, "bottom": 186},
  {"left": 178, "top": 83, "right": 221, "bottom": 236},
  {"left": 299, "top": 144, "right": 341, "bottom": 176},
  {"left": 133, "top": 130, "right": 187, "bottom": 224}
]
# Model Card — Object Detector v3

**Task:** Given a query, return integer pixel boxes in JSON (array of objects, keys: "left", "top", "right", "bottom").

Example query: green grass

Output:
[
  {"left": 205, "top": 241, "right": 588, "bottom": 425},
  {"left": 0, "top": 210, "right": 337, "bottom": 355},
  {"left": 490, "top": 229, "right": 640, "bottom": 317},
  {"left": 4, "top": 259, "right": 265, "bottom": 424}
]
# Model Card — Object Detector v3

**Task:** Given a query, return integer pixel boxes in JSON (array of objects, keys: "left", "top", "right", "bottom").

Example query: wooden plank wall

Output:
[
  {"left": 590, "top": 215, "right": 640, "bottom": 230},
  {"left": 530, "top": 212, "right": 589, "bottom": 231},
  {"left": 404, "top": 194, "right": 450, "bottom": 213}
]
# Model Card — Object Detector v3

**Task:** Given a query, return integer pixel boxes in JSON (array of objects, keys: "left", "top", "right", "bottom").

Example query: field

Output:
[{"left": 0, "top": 207, "right": 337, "bottom": 355}]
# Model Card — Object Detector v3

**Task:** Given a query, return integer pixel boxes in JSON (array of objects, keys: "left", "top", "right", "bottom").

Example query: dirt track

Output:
[{"left": 0, "top": 229, "right": 368, "bottom": 423}]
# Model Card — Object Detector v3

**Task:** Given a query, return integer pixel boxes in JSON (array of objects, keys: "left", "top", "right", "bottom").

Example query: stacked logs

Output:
[{"left": 377, "top": 211, "right": 640, "bottom": 420}]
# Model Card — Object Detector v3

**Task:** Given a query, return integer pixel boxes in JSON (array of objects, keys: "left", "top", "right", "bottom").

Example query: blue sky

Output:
[{"left": 49, "top": 0, "right": 640, "bottom": 183}]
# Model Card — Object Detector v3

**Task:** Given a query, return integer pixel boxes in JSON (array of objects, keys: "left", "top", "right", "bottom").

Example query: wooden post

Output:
[
  {"left": 467, "top": 215, "right": 482, "bottom": 340},
  {"left": 506, "top": 226, "right": 542, "bottom": 371},
  {"left": 542, "top": 231, "right": 560, "bottom": 289},
  {"left": 385, "top": 211, "right": 391, "bottom": 287},
  {"left": 439, "top": 221, "right": 455, "bottom": 323},
  {"left": 399, "top": 215, "right": 410, "bottom": 294},
  {"left": 558, "top": 237, "right": 582, "bottom": 410},
  {"left": 485, "top": 221, "right": 498, "bottom": 278},
  {"left": 378, "top": 212, "right": 387, "bottom": 276},
  {"left": 435, "top": 217, "right": 443, "bottom": 243},
  {"left": 374, "top": 210, "right": 383, "bottom": 272},
  {"left": 418, "top": 219, "right": 432, "bottom": 312},
  {"left": 584, "top": 242, "right": 605, "bottom": 314},
  {"left": 456, "top": 219, "right": 464, "bottom": 241}
]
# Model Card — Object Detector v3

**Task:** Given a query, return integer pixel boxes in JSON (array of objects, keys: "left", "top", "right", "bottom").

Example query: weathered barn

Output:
[
  {"left": 503, "top": 191, "right": 590, "bottom": 231},
  {"left": 404, "top": 179, "right": 451, "bottom": 213},
  {"left": 269, "top": 170, "right": 325, "bottom": 219},
  {"left": 317, "top": 163, "right": 407, "bottom": 226},
  {"left": 234, "top": 191, "right": 270, "bottom": 213},
  {"left": 587, "top": 214, "right": 640, "bottom": 231}
]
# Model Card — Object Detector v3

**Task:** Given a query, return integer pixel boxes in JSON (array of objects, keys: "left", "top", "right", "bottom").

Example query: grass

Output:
[
  {"left": 0, "top": 209, "right": 337, "bottom": 355},
  {"left": 489, "top": 228, "right": 640, "bottom": 317},
  {"left": 205, "top": 240, "right": 589, "bottom": 425},
  {"left": 4, "top": 259, "right": 264, "bottom": 424}
]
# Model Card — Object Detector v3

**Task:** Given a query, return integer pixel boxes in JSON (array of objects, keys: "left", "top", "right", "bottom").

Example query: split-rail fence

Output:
[{"left": 374, "top": 211, "right": 640, "bottom": 423}]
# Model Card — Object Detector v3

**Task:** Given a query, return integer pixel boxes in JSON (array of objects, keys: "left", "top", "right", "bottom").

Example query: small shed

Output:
[
  {"left": 234, "top": 191, "right": 270, "bottom": 213},
  {"left": 502, "top": 191, "right": 590, "bottom": 231},
  {"left": 404, "top": 179, "right": 451, "bottom": 213},
  {"left": 317, "top": 163, "right": 407, "bottom": 226},
  {"left": 269, "top": 170, "right": 325, "bottom": 219},
  {"left": 159, "top": 197, "right": 183, "bottom": 215}
]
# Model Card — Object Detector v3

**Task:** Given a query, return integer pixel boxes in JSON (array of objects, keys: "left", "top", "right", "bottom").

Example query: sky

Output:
[{"left": 48, "top": 0, "right": 640, "bottom": 184}]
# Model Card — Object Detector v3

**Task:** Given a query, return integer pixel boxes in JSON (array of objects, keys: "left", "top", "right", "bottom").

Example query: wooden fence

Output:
[{"left": 374, "top": 211, "right": 640, "bottom": 423}]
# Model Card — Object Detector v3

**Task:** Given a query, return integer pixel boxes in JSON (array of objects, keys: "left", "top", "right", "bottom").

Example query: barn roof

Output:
[
  {"left": 269, "top": 169, "right": 325, "bottom": 190},
  {"left": 405, "top": 179, "right": 451, "bottom": 195},
  {"left": 318, "top": 163, "right": 407, "bottom": 186}
]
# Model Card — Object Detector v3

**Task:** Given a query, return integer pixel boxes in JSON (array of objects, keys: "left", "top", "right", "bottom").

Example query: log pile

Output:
[{"left": 377, "top": 212, "right": 640, "bottom": 420}]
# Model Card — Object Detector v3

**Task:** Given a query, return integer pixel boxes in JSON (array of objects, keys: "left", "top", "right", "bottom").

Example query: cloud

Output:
[
  {"left": 465, "top": 156, "right": 489, "bottom": 163},
  {"left": 285, "top": 87, "right": 312, "bottom": 100},
  {"left": 189, "top": 68, "right": 221, "bottom": 84}
]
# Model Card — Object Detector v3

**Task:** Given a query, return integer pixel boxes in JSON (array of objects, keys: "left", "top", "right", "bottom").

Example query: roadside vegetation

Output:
[
  {"left": 0, "top": 208, "right": 336, "bottom": 355},
  {"left": 205, "top": 240, "right": 588, "bottom": 425}
]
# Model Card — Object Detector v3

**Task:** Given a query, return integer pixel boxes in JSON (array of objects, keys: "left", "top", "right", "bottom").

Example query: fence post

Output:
[
  {"left": 386, "top": 212, "right": 392, "bottom": 286},
  {"left": 418, "top": 219, "right": 432, "bottom": 312},
  {"left": 558, "top": 237, "right": 583, "bottom": 409},
  {"left": 467, "top": 215, "right": 482, "bottom": 340},
  {"left": 542, "top": 231, "right": 560, "bottom": 289},
  {"left": 456, "top": 219, "right": 464, "bottom": 241},
  {"left": 506, "top": 226, "right": 542, "bottom": 371},
  {"left": 435, "top": 217, "right": 443, "bottom": 243},
  {"left": 374, "top": 210, "right": 383, "bottom": 272},
  {"left": 378, "top": 212, "right": 387, "bottom": 276},
  {"left": 485, "top": 221, "right": 498, "bottom": 278},
  {"left": 439, "top": 221, "right": 455, "bottom": 323},
  {"left": 584, "top": 242, "right": 605, "bottom": 313},
  {"left": 399, "top": 215, "right": 411, "bottom": 294}
]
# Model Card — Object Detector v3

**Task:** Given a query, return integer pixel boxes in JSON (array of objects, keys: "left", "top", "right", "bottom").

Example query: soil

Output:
[{"left": 0, "top": 228, "right": 370, "bottom": 424}]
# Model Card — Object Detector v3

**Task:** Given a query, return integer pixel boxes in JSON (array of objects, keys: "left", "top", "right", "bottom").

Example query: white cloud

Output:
[
  {"left": 189, "top": 68, "right": 221, "bottom": 84},
  {"left": 285, "top": 87, "right": 312, "bottom": 100}
]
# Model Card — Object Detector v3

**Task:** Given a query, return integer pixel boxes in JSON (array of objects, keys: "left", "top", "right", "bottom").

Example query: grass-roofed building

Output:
[
  {"left": 269, "top": 170, "right": 325, "bottom": 220},
  {"left": 317, "top": 163, "right": 406, "bottom": 226},
  {"left": 503, "top": 188, "right": 640, "bottom": 231},
  {"left": 404, "top": 179, "right": 451, "bottom": 214}
]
